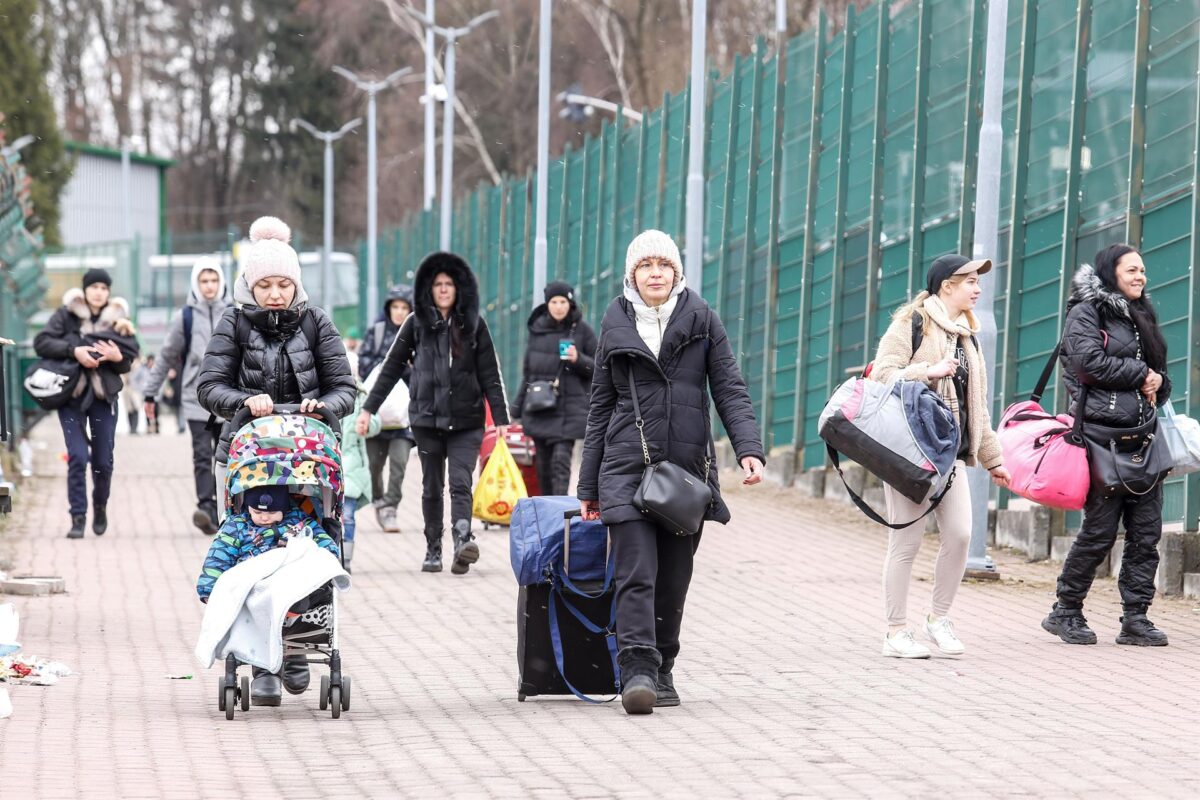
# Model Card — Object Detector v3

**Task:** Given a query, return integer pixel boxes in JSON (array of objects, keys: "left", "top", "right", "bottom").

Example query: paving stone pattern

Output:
[{"left": 2, "top": 422, "right": 1199, "bottom": 798}]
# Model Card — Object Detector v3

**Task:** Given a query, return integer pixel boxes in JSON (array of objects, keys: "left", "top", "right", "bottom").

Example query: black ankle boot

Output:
[
  {"left": 1041, "top": 604, "right": 1097, "bottom": 645},
  {"left": 92, "top": 506, "right": 108, "bottom": 536},
  {"left": 192, "top": 504, "right": 218, "bottom": 535},
  {"left": 450, "top": 519, "right": 479, "bottom": 575},
  {"left": 251, "top": 667, "right": 282, "bottom": 706},
  {"left": 282, "top": 654, "right": 311, "bottom": 694},
  {"left": 67, "top": 515, "right": 86, "bottom": 540},
  {"left": 618, "top": 646, "right": 662, "bottom": 715},
  {"left": 1116, "top": 612, "right": 1169, "bottom": 647},
  {"left": 422, "top": 530, "right": 443, "bottom": 573},
  {"left": 655, "top": 658, "right": 680, "bottom": 708}
]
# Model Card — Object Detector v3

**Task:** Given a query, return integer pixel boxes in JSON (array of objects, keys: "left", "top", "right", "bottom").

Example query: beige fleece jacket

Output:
[{"left": 869, "top": 293, "right": 1004, "bottom": 470}]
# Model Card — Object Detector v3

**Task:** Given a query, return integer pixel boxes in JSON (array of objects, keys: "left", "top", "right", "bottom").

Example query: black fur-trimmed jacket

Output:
[
  {"left": 577, "top": 288, "right": 765, "bottom": 526},
  {"left": 363, "top": 252, "right": 509, "bottom": 431},
  {"left": 1060, "top": 264, "right": 1170, "bottom": 428}
]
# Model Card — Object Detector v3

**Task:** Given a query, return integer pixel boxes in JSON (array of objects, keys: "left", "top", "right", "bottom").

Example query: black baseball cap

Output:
[{"left": 926, "top": 254, "right": 992, "bottom": 296}]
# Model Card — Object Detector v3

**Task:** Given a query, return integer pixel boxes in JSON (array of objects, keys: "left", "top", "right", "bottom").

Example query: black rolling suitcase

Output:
[{"left": 512, "top": 505, "right": 618, "bottom": 702}]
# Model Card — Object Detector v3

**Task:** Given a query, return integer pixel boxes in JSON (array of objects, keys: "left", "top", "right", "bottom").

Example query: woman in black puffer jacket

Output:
[
  {"left": 578, "top": 230, "right": 765, "bottom": 715},
  {"left": 1042, "top": 244, "right": 1171, "bottom": 648},
  {"left": 196, "top": 217, "right": 356, "bottom": 508},
  {"left": 511, "top": 281, "right": 597, "bottom": 496},
  {"left": 357, "top": 252, "right": 509, "bottom": 576}
]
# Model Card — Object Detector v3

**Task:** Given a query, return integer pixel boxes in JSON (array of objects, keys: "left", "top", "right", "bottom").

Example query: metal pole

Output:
[
  {"left": 440, "top": 34, "right": 457, "bottom": 251},
  {"left": 684, "top": 0, "right": 707, "bottom": 286},
  {"left": 367, "top": 90, "right": 379, "bottom": 317},
  {"left": 121, "top": 138, "right": 132, "bottom": 242},
  {"left": 533, "top": 0, "right": 551, "bottom": 304},
  {"left": 424, "top": 0, "right": 436, "bottom": 211},
  {"left": 323, "top": 138, "right": 334, "bottom": 309},
  {"left": 966, "top": 0, "right": 1009, "bottom": 576}
]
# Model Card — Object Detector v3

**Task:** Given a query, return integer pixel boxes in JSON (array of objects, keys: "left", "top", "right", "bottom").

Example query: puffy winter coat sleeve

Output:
[
  {"left": 196, "top": 308, "right": 253, "bottom": 419},
  {"left": 574, "top": 322, "right": 597, "bottom": 380},
  {"left": 144, "top": 309, "right": 185, "bottom": 399},
  {"left": 475, "top": 319, "right": 510, "bottom": 426},
  {"left": 578, "top": 346, "right": 616, "bottom": 502},
  {"left": 363, "top": 316, "right": 415, "bottom": 415},
  {"left": 870, "top": 312, "right": 935, "bottom": 385},
  {"left": 1157, "top": 370, "right": 1172, "bottom": 407},
  {"left": 196, "top": 517, "right": 248, "bottom": 602},
  {"left": 310, "top": 310, "right": 357, "bottom": 418},
  {"left": 33, "top": 307, "right": 86, "bottom": 359},
  {"left": 286, "top": 509, "right": 340, "bottom": 557},
  {"left": 1063, "top": 303, "right": 1150, "bottom": 390},
  {"left": 706, "top": 312, "right": 766, "bottom": 464}
]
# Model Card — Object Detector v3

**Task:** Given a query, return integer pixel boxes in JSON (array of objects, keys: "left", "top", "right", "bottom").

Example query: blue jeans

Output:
[
  {"left": 58, "top": 399, "right": 118, "bottom": 517},
  {"left": 344, "top": 496, "right": 360, "bottom": 542}
]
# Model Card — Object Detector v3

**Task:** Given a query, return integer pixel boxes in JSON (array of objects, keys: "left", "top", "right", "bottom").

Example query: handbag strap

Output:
[
  {"left": 626, "top": 359, "right": 714, "bottom": 471},
  {"left": 1030, "top": 338, "right": 1064, "bottom": 403},
  {"left": 1106, "top": 438, "right": 1164, "bottom": 497},
  {"left": 825, "top": 444, "right": 957, "bottom": 530}
]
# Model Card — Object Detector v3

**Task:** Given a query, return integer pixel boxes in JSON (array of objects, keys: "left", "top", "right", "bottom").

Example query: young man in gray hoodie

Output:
[{"left": 144, "top": 256, "right": 231, "bottom": 534}]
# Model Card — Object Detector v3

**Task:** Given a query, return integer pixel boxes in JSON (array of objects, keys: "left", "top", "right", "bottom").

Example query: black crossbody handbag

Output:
[
  {"left": 627, "top": 362, "right": 713, "bottom": 536},
  {"left": 1075, "top": 384, "right": 1172, "bottom": 498},
  {"left": 524, "top": 361, "right": 564, "bottom": 414}
]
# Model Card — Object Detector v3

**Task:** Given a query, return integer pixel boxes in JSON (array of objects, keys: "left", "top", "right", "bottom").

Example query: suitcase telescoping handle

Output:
[{"left": 563, "top": 508, "right": 611, "bottom": 579}]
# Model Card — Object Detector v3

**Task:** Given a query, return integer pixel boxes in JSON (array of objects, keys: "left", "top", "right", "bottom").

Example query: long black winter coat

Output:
[
  {"left": 511, "top": 304, "right": 597, "bottom": 441},
  {"left": 1060, "top": 264, "right": 1170, "bottom": 428},
  {"left": 578, "top": 288, "right": 765, "bottom": 526},
  {"left": 363, "top": 252, "right": 509, "bottom": 431},
  {"left": 196, "top": 280, "right": 357, "bottom": 459}
]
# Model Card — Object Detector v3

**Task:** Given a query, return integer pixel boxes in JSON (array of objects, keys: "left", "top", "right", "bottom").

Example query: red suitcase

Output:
[{"left": 480, "top": 404, "right": 541, "bottom": 497}]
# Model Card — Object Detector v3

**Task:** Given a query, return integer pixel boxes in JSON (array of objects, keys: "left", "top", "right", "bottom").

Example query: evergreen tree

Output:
[{"left": 0, "top": 0, "right": 71, "bottom": 246}]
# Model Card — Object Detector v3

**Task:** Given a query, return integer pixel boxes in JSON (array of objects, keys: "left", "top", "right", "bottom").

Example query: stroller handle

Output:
[{"left": 229, "top": 403, "right": 343, "bottom": 437}]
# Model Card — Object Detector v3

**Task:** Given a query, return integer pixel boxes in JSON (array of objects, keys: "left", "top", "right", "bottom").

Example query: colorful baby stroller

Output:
[{"left": 215, "top": 404, "right": 352, "bottom": 720}]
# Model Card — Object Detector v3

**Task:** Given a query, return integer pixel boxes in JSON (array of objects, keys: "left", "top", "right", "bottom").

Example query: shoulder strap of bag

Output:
[
  {"left": 825, "top": 443, "right": 956, "bottom": 530},
  {"left": 1030, "top": 338, "right": 1064, "bottom": 404},
  {"left": 911, "top": 312, "right": 924, "bottom": 354},
  {"left": 180, "top": 305, "right": 194, "bottom": 368},
  {"left": 300, "top": 311, "right": 320, "bottom": 350},
  {"left": 627, "top": 358, "right": 714, "bottom": 470},
  {"left": 547, "top": 557, "right": 620, "bottom": 704}
]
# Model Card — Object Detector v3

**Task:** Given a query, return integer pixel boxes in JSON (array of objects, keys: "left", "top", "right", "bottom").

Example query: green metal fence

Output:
[{"left": 358, "top": 0, "right": 1200, "bottom": 528}]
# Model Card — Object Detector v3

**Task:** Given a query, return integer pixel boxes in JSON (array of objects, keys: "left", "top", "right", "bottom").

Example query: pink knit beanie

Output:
[{"left": 241, "top": 217, "right": 302, "bottom": 287}]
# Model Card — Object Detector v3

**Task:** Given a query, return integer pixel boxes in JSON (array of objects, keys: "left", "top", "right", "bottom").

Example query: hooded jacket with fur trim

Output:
[
  {"left": 362, "top": 252, "right": 509, "bottom": 430},
  {"left": 196, "top": 273, "right": 356, "bottom": 459},
  {"left": 34, "top": 288, "right": 140, "bottom": 404},
  {"left": 1060, "top": 263, "right": 1170, "bottom": 428},
  {"left": 144, "top": 259, "right": 231, "bottom": 421}
]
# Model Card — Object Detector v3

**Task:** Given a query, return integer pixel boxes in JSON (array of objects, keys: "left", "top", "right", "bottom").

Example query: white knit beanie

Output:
[
  {"left": 625, "top": 229, "right": 683, "bottom": 287},
  {"left": 241, "top": 216, "right": 302, "bottom": 288}
]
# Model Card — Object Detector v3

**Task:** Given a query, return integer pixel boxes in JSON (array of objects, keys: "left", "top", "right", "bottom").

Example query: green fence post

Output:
[
  {"left": 714, "top": 54, "right": 744, "bottom": 311},
  {"left": 999, "top": 0, "right": 1038, "bottom": 411},
  {"left": 1057, "top": 0, "right": 1093, "bottom": 307},
  {"left": 759, "top": 33, "right": 790, "bottom": 453},
  {"left": 556, "top": 144, "right": 573, "bottom": 280},
  {"left": 634, "top": 110, "right": 648, "bottom": 233},
  {"left": 656, "top": 92, "right": 671, "bottom": 230},
  {"left": 577, "top": 133, "right": 592, "bottom": 295},
  {"left": 864, "top": 0, "right": 892, "bottom": 355},
  {"left": 907, "top": 0, "right": 933, "bottom": 293},
  {"left": 957, "top": 0, "right": 989, "bottom": 255},
  {"left": 824, "top": 6, "right": 858, "bottom": 405},
  {"left": 790, "top": 11, "right": 828, "bottom": 460},
  {"left": 738, "top": 42, "right": 766, "bottom": 353},
  {"left": 1185, "top": 34, "right": 1200, "bottom": 531},
  {"left": 1124, "top": 0, "right": 1151, "bottom": 246},
  {"left": 605, "top": 117, "right": 620, "bottom": 315}
]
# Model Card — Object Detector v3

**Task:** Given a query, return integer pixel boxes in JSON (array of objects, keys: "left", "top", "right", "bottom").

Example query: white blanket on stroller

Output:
[{"left": 194, "top": 536, "right": 350, "bottom": 673}]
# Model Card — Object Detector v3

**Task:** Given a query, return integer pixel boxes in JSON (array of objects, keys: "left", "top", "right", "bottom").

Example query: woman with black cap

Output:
[
  {"left": 1042, "top": 245, "right": 1171, "bottom": 647},
  {"left": 34, "top": 268, "right": 141, "bottom": 539},
  {"left": 511, "top": 281, "right": 597, "bottom": 496},
  {"left": 868, "top": 254, "right": 1011, "bottom": 659}
]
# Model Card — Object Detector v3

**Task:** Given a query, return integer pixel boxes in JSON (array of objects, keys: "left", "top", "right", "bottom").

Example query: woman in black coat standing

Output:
[
  {"left": 578, "top": 230, "right": 765, "bottom": 715},
  {"left": 511, "top": 281, "right": 597, "bottom": 496},
  {"left": 356, "top": 252, "right": 510, "bottom": 576},
  {"left": 1042, "top": 244, "right": 1171, "bottom": 648},
  {"left": 195, "top": 216, "right": 356, "bottom": 706}
]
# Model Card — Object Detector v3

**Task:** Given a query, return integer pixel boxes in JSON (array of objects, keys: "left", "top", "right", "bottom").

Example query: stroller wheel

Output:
[
  {"left": 340, "top": 676, "right": 351, "bottom": 711},
  {"left": 218, "top": 677, "right": 227, "bottom": 711},
  {"left": 319, "top": 675, "right": 330, "bottom": 710},
  {"left": 330, "top": 687, "right": 342, "bottom": 719},
  {"left": 224, "top": 686, "right": 236, "bottom": 720},
  {"left": 240, "top": 676, "right": 251, "bottom": 711}
]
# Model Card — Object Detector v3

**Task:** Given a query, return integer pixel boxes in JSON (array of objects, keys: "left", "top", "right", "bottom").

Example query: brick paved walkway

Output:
[{"left": 3, "top": 420, "right": 1200, "bottom": 798}]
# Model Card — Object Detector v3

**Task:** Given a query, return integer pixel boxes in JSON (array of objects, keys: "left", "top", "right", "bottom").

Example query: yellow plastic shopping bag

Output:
[{"left": 472, "top": 437, "right": 528, "bottom": 525}]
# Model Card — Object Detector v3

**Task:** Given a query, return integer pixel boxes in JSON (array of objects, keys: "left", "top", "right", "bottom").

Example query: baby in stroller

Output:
[{"left": 197, "top": 483, "right": 339, "bottom": 705}]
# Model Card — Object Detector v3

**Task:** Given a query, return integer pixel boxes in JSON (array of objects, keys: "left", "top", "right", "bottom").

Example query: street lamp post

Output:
[
  {"left": 534, "top": 0, "right": 551, "bottom": 306},
  {"left": 685, "top": 0, "right": 708, "bottom": 286},
  {"left": 404, "top": 8, "right": 499, "bottom": 252},
  {"left": 332, "top": 66, "right": 412, "bottom": 317},
  {"left": 424, "top": 0, "right": 437, "bottom": 212},
  {"left": 294, "top": 118, "right": 363, "bottom": 309}
]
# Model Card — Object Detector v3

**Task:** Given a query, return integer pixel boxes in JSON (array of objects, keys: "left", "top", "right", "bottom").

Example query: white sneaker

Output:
[
  {"left": 924, "top": 615, "right": 966, "bottom": 655},
  {"left": 882, "top": 629, "right": 931, "bottom": 659}
]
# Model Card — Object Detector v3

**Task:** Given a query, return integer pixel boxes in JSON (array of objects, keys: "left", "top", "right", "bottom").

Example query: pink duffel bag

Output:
[{"left": 997, "top": 344, "right": 1089, "bottom": 511}]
